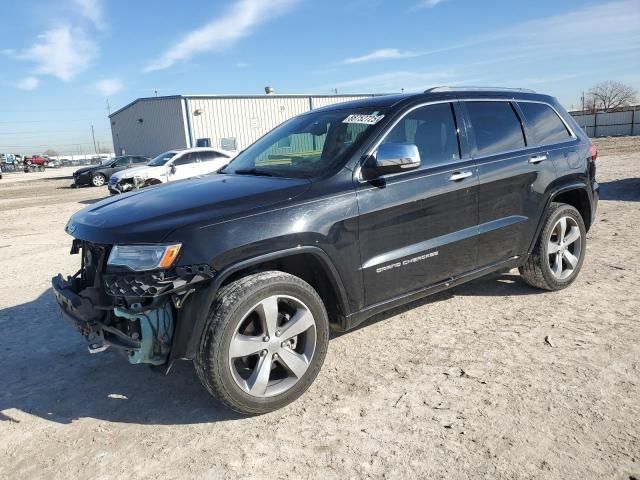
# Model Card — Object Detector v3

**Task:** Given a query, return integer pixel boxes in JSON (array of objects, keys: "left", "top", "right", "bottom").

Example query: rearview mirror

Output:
[
  {"left": 170, "top": 164, "right": 176, "bottom": 175},
  {"left": 365, "top": 143, "right": 421, "bottom": 178}
]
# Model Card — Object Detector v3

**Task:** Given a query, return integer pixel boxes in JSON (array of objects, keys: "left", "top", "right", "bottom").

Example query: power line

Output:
[
  {"left": 0, "top": 141, "right": 112, "bottom": 148},
  {"left": 0, "top": 118, "right": 108, "bottom": 124}
]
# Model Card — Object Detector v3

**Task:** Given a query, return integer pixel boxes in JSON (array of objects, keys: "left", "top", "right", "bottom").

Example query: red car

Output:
[{"left": 24, "top": 155, "right": 47, "bottom": 166}]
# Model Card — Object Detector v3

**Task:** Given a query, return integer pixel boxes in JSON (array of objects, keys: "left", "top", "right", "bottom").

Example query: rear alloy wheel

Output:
[
  {"left": 195, "top": 271, "right": 329, "bottom": 415},
  {"left": 519, "top": 202, "right": 587, "bottom": 290},
  {"left": 91, "top": 173, "right": 106, "bottom": 187}
]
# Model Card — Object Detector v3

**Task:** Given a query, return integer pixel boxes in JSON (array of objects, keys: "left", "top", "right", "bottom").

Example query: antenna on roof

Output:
[{"left": 424, "top": 86, "right": 536, "bottom": 94}]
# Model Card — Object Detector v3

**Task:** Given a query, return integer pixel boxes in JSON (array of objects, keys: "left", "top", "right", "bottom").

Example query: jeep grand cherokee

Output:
[{"left": 52, "top": 87, "right": 598, "bottom": 414}]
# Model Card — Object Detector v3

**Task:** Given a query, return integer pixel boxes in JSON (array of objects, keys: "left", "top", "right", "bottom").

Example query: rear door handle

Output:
[
  {"left": 529, "top": 154, "right": 547, "bottom": 164},
  {"left": 449, "top": 171, "right": 473, "bottom": 182}
]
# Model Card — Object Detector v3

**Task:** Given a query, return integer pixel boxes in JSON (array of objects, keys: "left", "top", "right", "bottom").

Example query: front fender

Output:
[{"left": 168, "top": 246, "right": 351, "bottom": 365}]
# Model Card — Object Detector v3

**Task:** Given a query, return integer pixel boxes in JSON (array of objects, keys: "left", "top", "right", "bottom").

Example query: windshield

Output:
[
  {"left": 222, "top": 107, "right": 386, "bottom": 178},
  {"left": 100, "top": 157, "right": 115, "bottom": 165},
  {"left": 148, "top": 151, "right": 177, "bottom": 167}
]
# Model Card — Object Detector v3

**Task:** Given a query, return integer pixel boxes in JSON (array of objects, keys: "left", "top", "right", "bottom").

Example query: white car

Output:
[{"left": 108, "top": 147, "right": 233, "bottom": 194}]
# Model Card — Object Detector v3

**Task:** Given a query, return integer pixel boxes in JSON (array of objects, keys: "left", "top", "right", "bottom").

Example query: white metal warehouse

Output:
[{"left": 109, "top": 94, "right": 378, "bottom": 158}]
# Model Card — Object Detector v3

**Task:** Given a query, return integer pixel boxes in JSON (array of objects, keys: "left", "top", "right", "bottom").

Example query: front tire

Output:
[
  {"left": 91, "top": 173, "right": 106, "bottom": 187},
  {"left": 195, "top": 271, "right": 329, "bottom": 415},
  {"left": 519, "top": 202, "right": 586, "bottom": 290}
]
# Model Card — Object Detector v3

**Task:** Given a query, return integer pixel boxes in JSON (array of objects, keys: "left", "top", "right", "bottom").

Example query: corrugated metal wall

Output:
[
  {"left": 110, "top": 94, "right": 377, "bottom": 157},
  {"left": 310, "top": 95, "right": 375, "bottom": 109},
  {"left": 110, "top": 97, "right": 188, "bottom": 157},
  {"left": 570, "top": 109, "right": 639, "bottom": 137},
  {"left": 187, "top": 97, "right": 310, "bottom": 153},
  {"left": 186, "top": 95, "right": 376, "bottom": 152}
]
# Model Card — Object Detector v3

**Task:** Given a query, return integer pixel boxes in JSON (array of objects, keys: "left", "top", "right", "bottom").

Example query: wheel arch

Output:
[
  {"left": 527, "top": 182, "right": 592, "bottom": 255},
  {"left": 170, "top": 246, "right": 350, "bottom": 364}
]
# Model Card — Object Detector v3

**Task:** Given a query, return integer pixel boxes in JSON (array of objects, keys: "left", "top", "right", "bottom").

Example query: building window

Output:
[
  {"left": 196, "top": 138, "right": 211, "bottom": 148},
  {"left": 221, "top": 137, "right": 237, "bottom": 151}
]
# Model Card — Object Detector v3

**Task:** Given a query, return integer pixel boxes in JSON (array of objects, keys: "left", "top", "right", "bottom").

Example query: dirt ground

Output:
[{"left": 1, "top": 138, "right": 639, "bottom": 480}]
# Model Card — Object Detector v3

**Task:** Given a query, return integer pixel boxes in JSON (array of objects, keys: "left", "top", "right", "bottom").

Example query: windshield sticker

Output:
[{"left": 343, "top": 113, "right": 385, "bottom": 125}]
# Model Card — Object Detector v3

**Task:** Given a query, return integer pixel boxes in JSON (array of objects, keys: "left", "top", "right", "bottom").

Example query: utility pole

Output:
[
  {"left": 91, "top": 125, "right": 97, "bottom": 153},
  {"left": 106, "top": 98, "right": 111, "bottom": 116}
]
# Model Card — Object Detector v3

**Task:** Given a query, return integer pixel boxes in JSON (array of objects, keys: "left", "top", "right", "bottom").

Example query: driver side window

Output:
[
  {"left": 115, "top": 157, "right": 130, "bottom": 167},
  {"left": 382, "top": 103, "right": 461, "bottom": 167}
]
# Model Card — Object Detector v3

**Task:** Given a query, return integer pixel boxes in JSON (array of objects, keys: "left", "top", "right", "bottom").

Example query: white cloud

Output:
[
  {"left": 145, "top": 0, "right": 298, "bottom": 72},
  {"left": 72, "top": 0, "right": 106, "bottom": 30},
  {"left": 236, "top": 62, "right": 250, "bottom": 68},
  {"left": 95, "top": 78, "right": 123, "bottom": 96},
  {"left": 419, "top": 0, "right": 448, "bottom": 7},
  {"left": 12, "top": 27, "right": 97, "bottom": 81},
  {"left": 16, "top": 77, "right": 40, "bottom": 90},
  {"left": 342, "top": 48, "right": 420, "bottom": 64}
]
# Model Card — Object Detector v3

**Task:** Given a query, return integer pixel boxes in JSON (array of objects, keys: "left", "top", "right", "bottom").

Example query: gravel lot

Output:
[{"left": 1, "top": 138, "right": 639, "bottom": 479}]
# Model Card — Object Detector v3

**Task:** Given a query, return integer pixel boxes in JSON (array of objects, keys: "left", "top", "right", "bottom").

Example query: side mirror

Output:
[
  {"left": 170, "top": 164, "right": 176, "bottom": 175},
  {"left": 365, "top": 143, "right": 421, "bottom": 178}
]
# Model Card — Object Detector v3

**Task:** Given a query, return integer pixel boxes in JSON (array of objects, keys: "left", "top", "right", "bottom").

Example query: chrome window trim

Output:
[{"left": 355, "top": 97, "right": 578, "bottom": 182}]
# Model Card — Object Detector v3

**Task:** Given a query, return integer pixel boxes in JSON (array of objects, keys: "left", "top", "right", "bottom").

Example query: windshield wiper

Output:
[{"left": 232, "top": 168, "right": 279, "bottom": 177}]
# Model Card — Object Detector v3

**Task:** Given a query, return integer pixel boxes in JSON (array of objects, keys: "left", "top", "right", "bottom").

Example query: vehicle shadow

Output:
[
  {"left": 332, "top": 271, "right": 541, "bottom": 338},
  {"left": 598, "top": 178, "right": 640, "bottom": 202},
  {"left": 0, "top": 288, "right": 241, "bottom": 425}
]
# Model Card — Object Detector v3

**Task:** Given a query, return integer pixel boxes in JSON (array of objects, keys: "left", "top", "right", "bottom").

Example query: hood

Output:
[
  {"left": 66, "top": 174, "right": 312, "bottom": 244},
  {"left": 74, "top": 165, "right": 103, "bottom": 175},
  {"left": 110, "top": 165, "right": 162, "bottom": 181}
]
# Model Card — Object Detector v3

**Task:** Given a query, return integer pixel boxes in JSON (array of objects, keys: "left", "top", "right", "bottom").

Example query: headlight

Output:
[{"left": 107, "top": 244, "right": 182, "bottom": 271}]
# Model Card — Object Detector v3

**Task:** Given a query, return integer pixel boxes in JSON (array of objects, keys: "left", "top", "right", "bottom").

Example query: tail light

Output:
[{"left": 589, "top": 144, "right": 598, "bottom": 161}]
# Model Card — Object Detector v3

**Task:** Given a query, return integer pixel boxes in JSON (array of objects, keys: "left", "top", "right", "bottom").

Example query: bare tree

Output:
[
  {"left": 42, "top": 149, "right": 59, "bottom": 157},
  {"left": 587, "top": 81, "right": 638, "bottom": 112}
]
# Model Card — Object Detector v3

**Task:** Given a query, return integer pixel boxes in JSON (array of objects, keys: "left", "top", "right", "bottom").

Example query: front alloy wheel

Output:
[
  {"left": 195, "top": 271, "right": 329, "bottom": 415},
  {"left": 229, "top": 295, "right": 316, "bottom": 397},
  {"left": 91, "top": 174, "right": 106, "bottom": 187}
]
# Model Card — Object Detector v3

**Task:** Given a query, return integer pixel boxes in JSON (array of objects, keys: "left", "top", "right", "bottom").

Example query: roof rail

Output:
[{"left": 424, "top": 86, "right": 536, "bottom": 94}]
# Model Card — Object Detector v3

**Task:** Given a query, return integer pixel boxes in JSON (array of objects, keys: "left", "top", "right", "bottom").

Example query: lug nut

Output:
[
  {"left": 263, "top": 336, "right": 270, "bottom": 342},
  {"left": 275, "top": 330, "right": 281, "bottom": 337},
  {"left": 260, "top": 349, "right": 267, "bottom": 357},
  {"left": 273, "top": 353, "right": 279, "bottom": 359}
]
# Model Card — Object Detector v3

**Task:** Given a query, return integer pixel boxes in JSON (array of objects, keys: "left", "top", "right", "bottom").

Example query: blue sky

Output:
[{"left": 1, "top": 0, "right": 639, "bottom": 154}]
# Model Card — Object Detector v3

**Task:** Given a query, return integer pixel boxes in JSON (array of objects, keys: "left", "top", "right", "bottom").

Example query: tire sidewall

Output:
[
  {"left": 538, "top": 205, "right": 587, "bottom": 289},
  {"left": 205, "top": 275, "right": 329, "bottom": 413}
]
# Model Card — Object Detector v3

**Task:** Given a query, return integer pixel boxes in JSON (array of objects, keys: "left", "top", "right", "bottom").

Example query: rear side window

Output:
[
  {"left": 466, "top": 101, "right": 525, "bottom": 156},
  {"left": 173, "top": 153, "right": 197, "bottom": 166},
  {"left": 517, "top": 102, "right": 572, "bottom": 145},
  {"left": 382, "top": 103, "right": 460, "bottom": 165},
  {"left": 199, "top": 151, "right": 225, "bottom": 162}
]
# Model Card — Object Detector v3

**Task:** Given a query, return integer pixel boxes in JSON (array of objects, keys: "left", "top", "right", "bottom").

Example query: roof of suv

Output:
[{"left": 312, "top": 87, "right": 557, "bottom": 112}]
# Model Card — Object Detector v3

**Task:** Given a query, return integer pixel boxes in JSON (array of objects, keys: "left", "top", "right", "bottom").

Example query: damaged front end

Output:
[
  {"left": 52, "top": 239, "right": 214, "bottom": 368},
  {"left": 109, "top": 175, "right": 159, "bottom": 195}
]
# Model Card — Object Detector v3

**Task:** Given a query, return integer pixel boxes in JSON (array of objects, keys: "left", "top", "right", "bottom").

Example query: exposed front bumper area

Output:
[{"left": 52, "top": 240, "right": 215, "bottom": 367}]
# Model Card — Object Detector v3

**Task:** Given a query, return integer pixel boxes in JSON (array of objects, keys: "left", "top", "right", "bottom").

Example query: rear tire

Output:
[
  {"left": 195, "top": 271, "right": 329, "bottom": 415},
  {"left": 519, "top": 202, "right": 586, "bottom": 290}
]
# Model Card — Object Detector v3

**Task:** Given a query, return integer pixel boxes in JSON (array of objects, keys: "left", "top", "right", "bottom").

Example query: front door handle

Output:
[
  {"left": 529, "top": 154, "right": 548, "bottom": 164},
  {"left": 449, "top": 171, "right": 473, "bottom": 182}
]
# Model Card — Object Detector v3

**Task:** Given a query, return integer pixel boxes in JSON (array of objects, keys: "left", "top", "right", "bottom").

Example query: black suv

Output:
[
  {"left": 53, "top": 87, "right": 598, "bottom": 414},
  {"left": 73, "top": 155, "right": 150, "bottom": 187}
]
